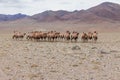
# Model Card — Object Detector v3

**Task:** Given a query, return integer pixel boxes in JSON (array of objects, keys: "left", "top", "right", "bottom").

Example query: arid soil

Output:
[{"left": 0, "top": 33, "right": 120, "bottom": 80}]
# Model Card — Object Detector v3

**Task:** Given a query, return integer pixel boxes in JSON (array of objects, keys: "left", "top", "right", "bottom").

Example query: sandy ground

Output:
[{"left": 0, "top": 33, "right": 120, "bottom": 80}]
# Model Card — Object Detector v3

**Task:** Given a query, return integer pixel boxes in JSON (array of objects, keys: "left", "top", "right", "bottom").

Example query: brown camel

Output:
[
  {"left": 71, "top": 31, "right": 79, "bottom": 42},
  {"left": 88, "top": 32, "right": 93, "bottom": 40},
  {"left": 12, "top": 31, "right": 26, "bottom": 40},
  {"left": 47, "top": 31, "right": 56, "bottom": 41},
  {"left": 93, "top": 31, "right": 98, "bottom": 42},
  {"left": 26, "top": 32, "right": 33, "bottom": 40},
  {"left": 64, "top": 31, "right": 71, "bottom": 41},
  {"left": 81, "top": 32, "right": 88, "bottom": 42}
]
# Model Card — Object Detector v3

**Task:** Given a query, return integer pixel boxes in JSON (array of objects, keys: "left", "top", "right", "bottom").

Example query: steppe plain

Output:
[{"left": 0, "top": 32, "right": 120, "bottom": 80}]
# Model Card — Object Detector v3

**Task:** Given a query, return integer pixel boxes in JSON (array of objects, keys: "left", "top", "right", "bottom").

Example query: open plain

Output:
[{"left": 0, "top": 33, "right": 120, "bottom": 80}]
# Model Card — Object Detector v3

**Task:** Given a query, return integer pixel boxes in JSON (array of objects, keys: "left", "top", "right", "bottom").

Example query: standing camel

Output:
[
  {"left": 64, "top": 31, "right": 71, "bottom": 41},
  {"left": 81, "top": 32, "right": 88, "bottom": 42},
  {"left": 93, "top": 31, "right": 98, "bottom": 42},
  {"left": 88, "top": 32, "right": 93, "bottom": 41},
  {"left": 71, "top": 31, "right": 79, "bottom": 42},
  {"left": 12, "top": 31, "right": 26, "bottom": 40}
]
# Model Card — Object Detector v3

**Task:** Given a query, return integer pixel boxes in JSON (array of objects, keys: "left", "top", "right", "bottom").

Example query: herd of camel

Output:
[{"left": 12, "top": 31, "right": 98, "bottom": 42}]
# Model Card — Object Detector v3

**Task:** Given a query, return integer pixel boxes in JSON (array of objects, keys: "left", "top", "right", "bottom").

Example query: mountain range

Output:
[
  {"left": 0, "top": 13, "right": 27, "bottom": 21},
  {"left": 0, "top": 2, "right": 120, "bottom": 33},
  {"left": 0, "top": 2, "right": 120, "bottom": 23}
]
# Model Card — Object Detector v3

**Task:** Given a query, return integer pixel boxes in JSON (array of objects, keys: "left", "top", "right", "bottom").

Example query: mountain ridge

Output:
[
  {"left": 30, "top": 2, "right": 120, "bottom": 22},
  {"left": 0, "top": 13, "right": 28, "bottom": 21},
  {"left": 0, "top": 2, "right": 120, "bottom": 22}
]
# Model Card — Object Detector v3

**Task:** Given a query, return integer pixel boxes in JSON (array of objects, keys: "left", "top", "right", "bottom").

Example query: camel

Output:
[
  {"left": 59, "top": 33, "right": 64, "bottom": 41},
  {"left": 71, "top": 31, "right": 79, "bottom": 42},
  {"left": 64, "top": 31, "right": 71, "bottom": 41},
  {"left": 32, "top": 31, "right": 42, "bottom": 41},
  {"left": 54, "top": 32, "right": 60, "bottom": 41},
  {"left": 12, "top": 31, "right": 26, "bottom": 40},
  {"left": 26, "top": 32, "right": 34, "bottom": 40},
  {"left": 42, "top": 32, "right": 48, "bottom": 41},
  {"left": 88, "top": 32, "right": 93, "bottom": 40},
  {"left": 81, "top": 32, "right": 88, "bottom": 42},
  {"left": 47, "top": 31, "right": 56, "bottom": 41},
  {"left": 93, "top": 31, "right": 98, "bottom": 42},
  {"left": 49, "top": 31, "right": 59, "bottom": 41}
]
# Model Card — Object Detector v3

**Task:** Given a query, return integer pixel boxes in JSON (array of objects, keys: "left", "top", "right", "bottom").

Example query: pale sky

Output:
[{"left": 0, "top": 0, "right": 120, "bottom": 15}]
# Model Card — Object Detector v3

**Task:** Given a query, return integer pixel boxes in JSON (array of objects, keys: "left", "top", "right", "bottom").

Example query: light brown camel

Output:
[
  {"left": 88, "top": 32, "right": 93, "bottom": 40},
  {"left": 12, "top": 31, "right": 26, "bottom": 40},
  {"left": 64, "top": 31, "right": 71, "bottom": 41},
  {"left": 81, "top": 32, "right": 88, "bottom": 42},
  {"left": 71, "top": 31, "right": 79, "bottom": 42},
  {"left": 93, "top": 31, "right": 98, "bottom": 42}
]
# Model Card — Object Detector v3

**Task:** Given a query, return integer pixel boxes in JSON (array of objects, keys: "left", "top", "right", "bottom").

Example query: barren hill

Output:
[
  {"left": 0, "top": 2, "right": 120, "bottom": 22},
  {"left": 88, "top": 2, "right": 120, "bottom": 21},
  {"left": 0, "top": 2, "right": 120, "bottom": 33},
  {"left": 0, "top": 13, "right": 28, "bottom": 21},
  {"left": 31, "top": 10, "right": 70, "bottom": 21},
  {"left": 30, "top": 2, "right": 120, "bottom": 22}
]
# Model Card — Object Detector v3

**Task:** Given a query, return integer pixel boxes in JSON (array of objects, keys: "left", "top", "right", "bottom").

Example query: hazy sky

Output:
[{"left": 0, "top": 0, "right": 120, "bottom": 15}]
